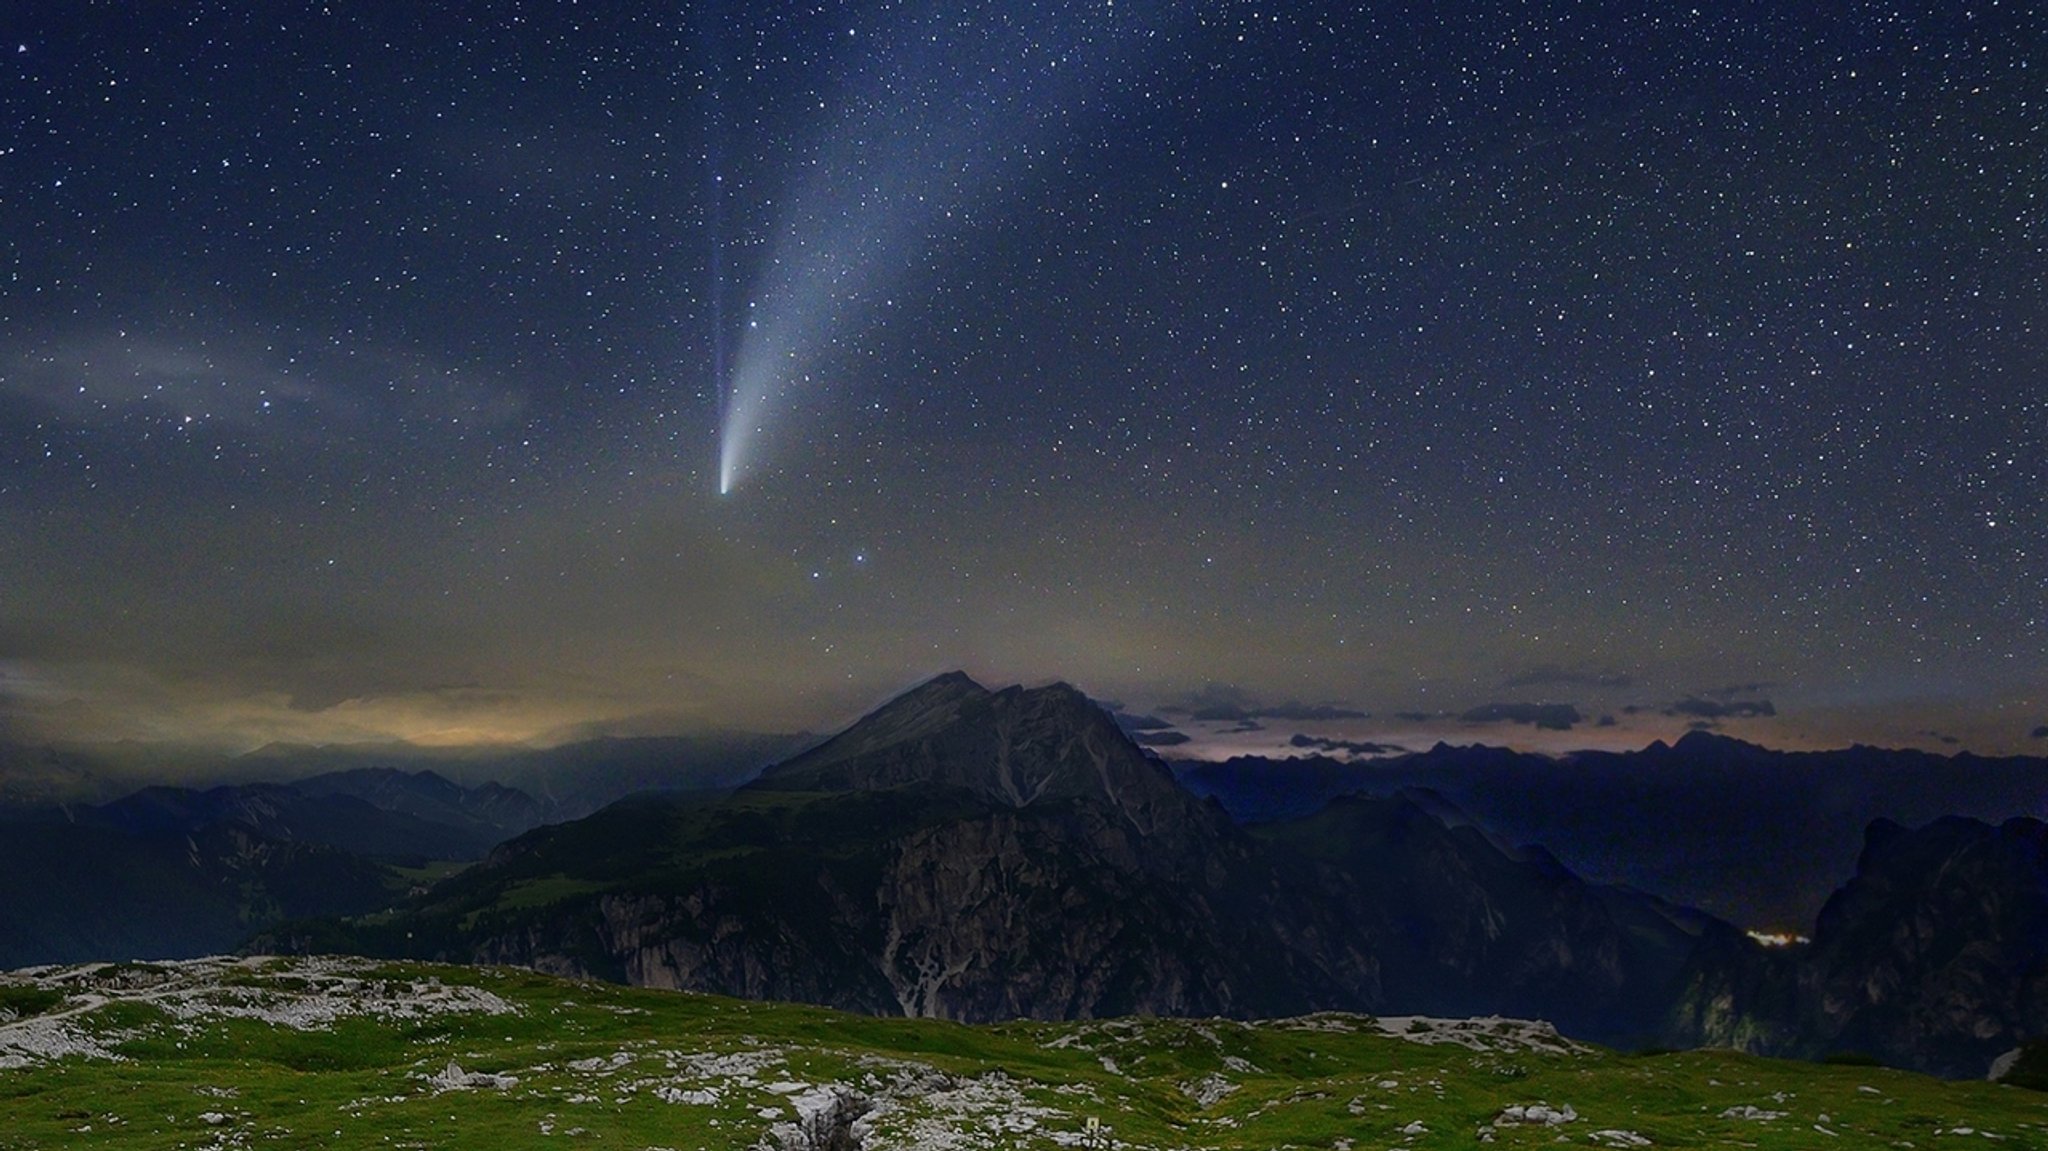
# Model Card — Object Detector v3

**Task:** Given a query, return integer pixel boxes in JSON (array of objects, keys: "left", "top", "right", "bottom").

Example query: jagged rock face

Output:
[
  {"left": 1666, "top": 815, "right": 2048, "bottom": 1077},
  {"left": 439, "top": 790, "right": 1323, "bottom": 1024},
  {"left": 1800, "top": 816, "right": 2048, "bottom": 1076},
  {"left": 1660, "top": 924, "right": 1806, "bottom": 1057},
  {"left": 869, "top": 805, "right": 1282, "bottom": 1022}
]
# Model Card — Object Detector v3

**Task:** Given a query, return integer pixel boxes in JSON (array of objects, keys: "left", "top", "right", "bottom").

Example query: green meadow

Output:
[{"left": 0, "top": 955, "right": 2039, "bottom": 1149}]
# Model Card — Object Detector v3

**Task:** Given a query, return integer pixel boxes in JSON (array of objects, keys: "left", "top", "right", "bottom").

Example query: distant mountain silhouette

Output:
[
  {"left": 290, "top": 767, "right": 547, "bottom": 844},
  {"left": 78, "top": 780, "right": 518, "bottom": 862},
  {"left": 0, "top": 769, "right": 550, "bottom": 967},
  {"left": 1176, "top": 731, "right": 2048, "bottom": 929},
  {"left": 228, "top": 731, "right": 807, "bottom": 820},
  {"left": 0, "top": 820, "right": 392, "bottom": 969}
]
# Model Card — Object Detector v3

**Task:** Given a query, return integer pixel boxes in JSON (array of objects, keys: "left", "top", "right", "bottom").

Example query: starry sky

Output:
[{"left": 1, "top": 1, "right": 2042, "bottom": 759}]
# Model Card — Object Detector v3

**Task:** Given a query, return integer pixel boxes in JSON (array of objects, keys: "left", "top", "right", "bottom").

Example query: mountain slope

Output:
[
  {"left": 1256, "top": 789, "right": 1714, "bottom": 1048},
  {"left": 1669, "top": 814, "right": 2048, "bottom": 1077},
  {"left": 0, "top": 768, "right": 553, "bottom": 967},
  {"left": 0, "top": 821, "right": 395, "bottom": 968},
  {"left": 279, "top": 773, "right": 1337, "bottom": 1022},
  {"left": 80, "top": 781, "right": 512, "bottom": 861}
]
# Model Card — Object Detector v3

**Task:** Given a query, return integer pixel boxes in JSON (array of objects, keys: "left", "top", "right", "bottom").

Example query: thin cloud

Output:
[
  {"left": 1289, "top": 733, "right": 1405, "bottom": 757},
  {"left": 1459, "top": 702, "right": 1582, "bottom": 731},
  {"left": 1131, "top": 729, "right": 1191, "bottom": 748},
  {"left": 1668, "top": 697, "right": 1777, "bottom": 719}
]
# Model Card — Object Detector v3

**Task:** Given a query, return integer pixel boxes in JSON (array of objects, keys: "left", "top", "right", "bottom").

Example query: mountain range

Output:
[
  {"left": 1176, "top": 733, "right": 2048, "bottom": 929},
  {"left": 0, "top": 767, "right": 545, "bottom": 968},
  {"left": 253, "top": 672, "right": 2048, "bottom": 1076},
  {"left": 0, "top": 730, "right": 807, "bottom": 820},
  {"left": 9, "top": 672, "right": 2048, "bottom": 1078}
]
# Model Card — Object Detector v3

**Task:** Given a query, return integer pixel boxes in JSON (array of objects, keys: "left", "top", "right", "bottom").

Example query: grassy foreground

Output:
[{"left": 0, "top": 955, "right": 2042, "bottom": 1150}]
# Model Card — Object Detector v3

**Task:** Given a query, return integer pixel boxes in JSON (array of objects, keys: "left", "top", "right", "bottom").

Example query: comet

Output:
[{"left": 713, "top": 0, "right": 1183, "bottom": 493}]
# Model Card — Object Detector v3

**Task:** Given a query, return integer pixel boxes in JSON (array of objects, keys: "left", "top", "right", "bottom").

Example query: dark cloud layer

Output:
[
  {"left": 1288, "top": 733, "right": 1406, "bottom": 757},
  {"left": 1131, "top": 730, "right": 1191, "bottom": 748},
  {"left": 1668, "top": 697, "right": 1778, "bottom": 720},
  {"left": 1459, "top": 702, "right": 1584, "bottom": 732}
]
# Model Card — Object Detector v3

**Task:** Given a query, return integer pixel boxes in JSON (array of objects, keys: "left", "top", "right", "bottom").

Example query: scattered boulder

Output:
[
  {"left": 429, "top": 1060, "right": 517, "bottom": 1091},
  {"left": 1496, "top": 1102, "right": 1577, "bottom": 1125}
]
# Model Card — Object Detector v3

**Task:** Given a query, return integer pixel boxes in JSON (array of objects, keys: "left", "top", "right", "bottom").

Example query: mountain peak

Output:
[{"left": 751, "top": 676, "right": 1211, "bottom": 837}]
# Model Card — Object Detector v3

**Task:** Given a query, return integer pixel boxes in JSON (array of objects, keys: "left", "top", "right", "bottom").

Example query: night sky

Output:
[{"left": 2, "top": 1, "right": 2041, "bottom": 759}]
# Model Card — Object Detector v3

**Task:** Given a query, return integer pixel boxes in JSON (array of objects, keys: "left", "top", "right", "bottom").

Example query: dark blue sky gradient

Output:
[{"left": 0, "top": 1, "right": 2040, "bottom": 754}]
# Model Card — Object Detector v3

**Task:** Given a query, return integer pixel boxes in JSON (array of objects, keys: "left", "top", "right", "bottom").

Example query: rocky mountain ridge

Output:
[
  {"left": 266, "top": 674, "right": 2048, "bottom": 1077},
  {"left": 272, "top": 675, "right": 1714, "bottom": 1052}
]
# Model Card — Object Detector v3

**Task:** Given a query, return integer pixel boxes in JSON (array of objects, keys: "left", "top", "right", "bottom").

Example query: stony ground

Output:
[{"left": 1, "top": 955, "right": 2043, "bottom": 1149}]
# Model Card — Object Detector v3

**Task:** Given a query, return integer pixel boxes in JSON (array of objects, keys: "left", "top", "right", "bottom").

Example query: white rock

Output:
[
  {"left": 1498, "top": 1102, "right": 1578, "bottom": 1126},
  {"left": 1181, "top": 1073, "right": 1238, "bottom": 1107}
]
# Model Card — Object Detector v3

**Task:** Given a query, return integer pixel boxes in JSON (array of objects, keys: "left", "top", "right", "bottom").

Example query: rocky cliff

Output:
[{"left": 1667, "top": 814, "right": 2048, "bottom": 1077}]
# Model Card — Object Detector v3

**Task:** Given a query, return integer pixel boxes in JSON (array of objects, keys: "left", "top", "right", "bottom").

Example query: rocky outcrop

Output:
[{"left": 758, "top": 1088, "right": 870, "bottom": 1151}]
